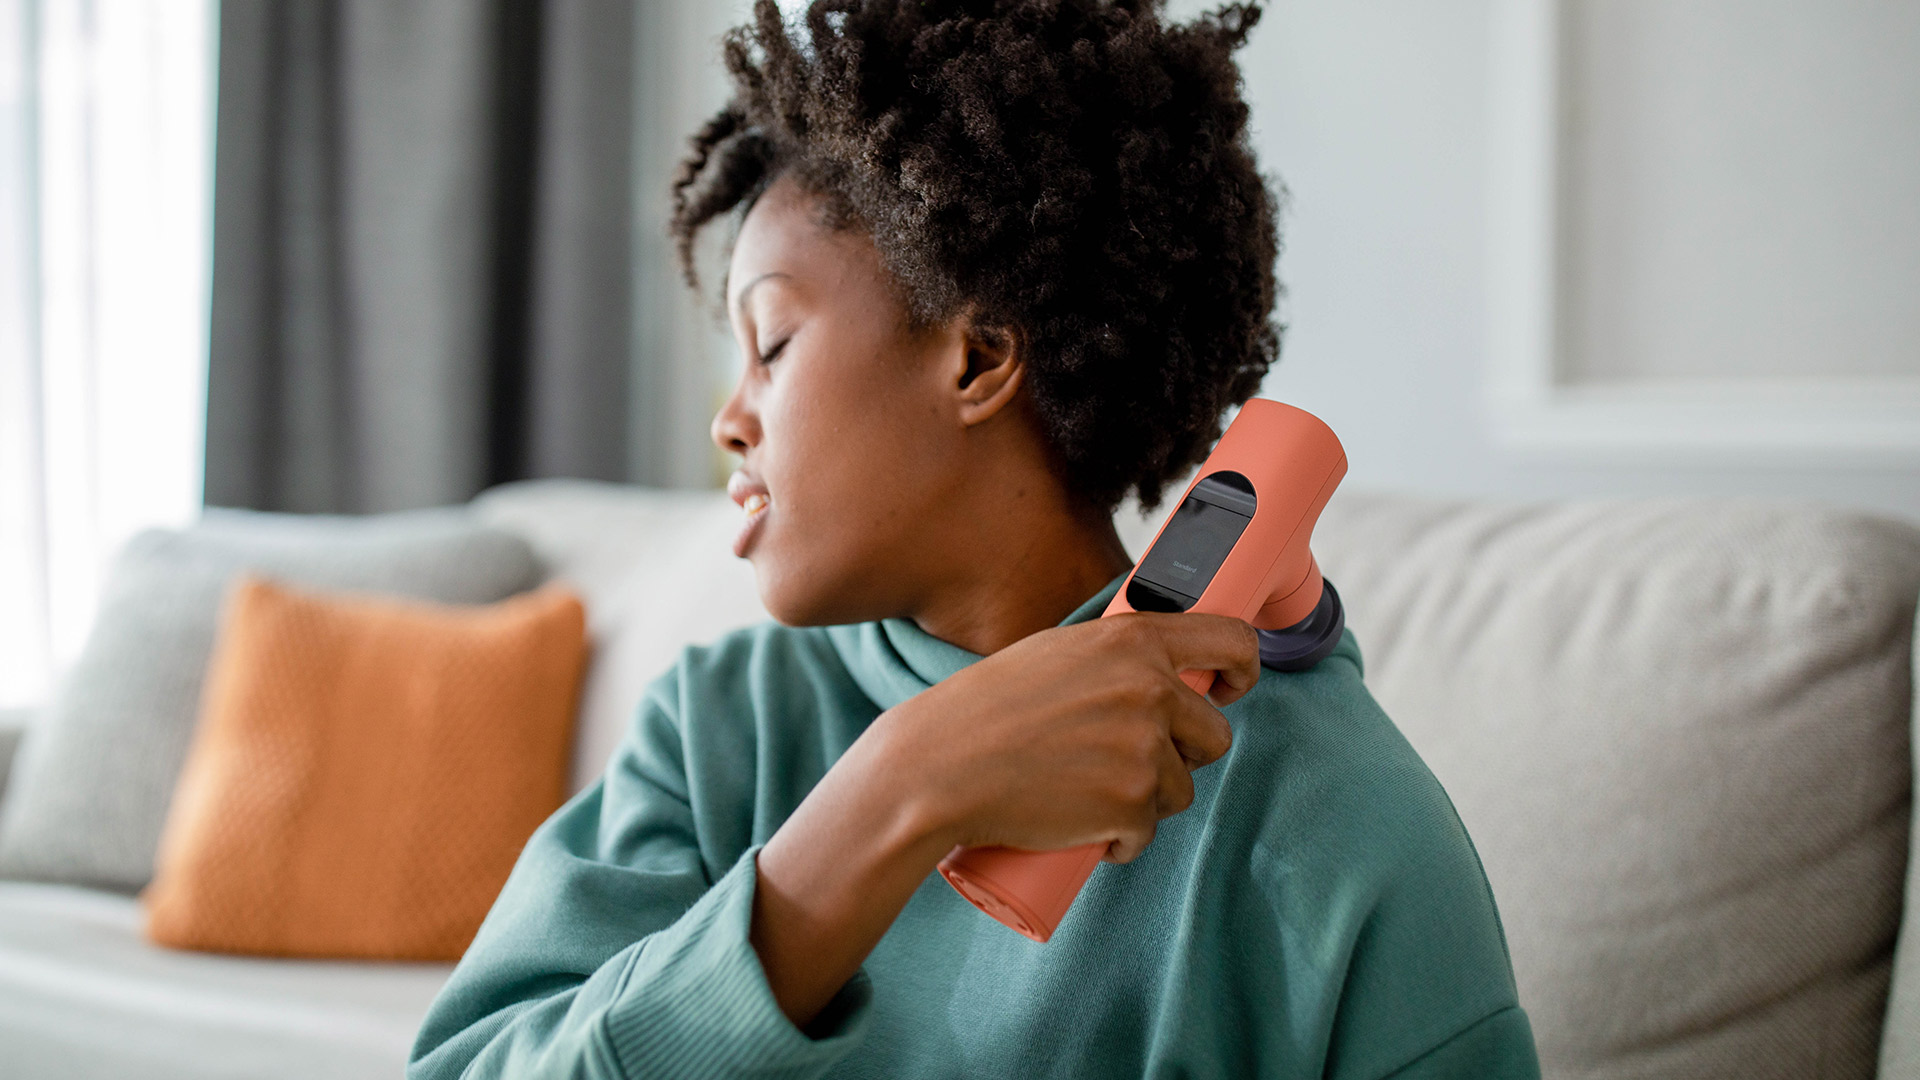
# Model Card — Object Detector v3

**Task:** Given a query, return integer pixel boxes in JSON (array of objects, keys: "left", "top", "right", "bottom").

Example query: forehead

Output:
[{"left": 727, "top": 176, "right": 889, "bottom": 313}]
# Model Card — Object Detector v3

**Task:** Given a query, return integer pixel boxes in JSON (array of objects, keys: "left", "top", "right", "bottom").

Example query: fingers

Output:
[
  {"left": 1166, "top": 692, "right": 1233, "bottom": 769},
  {"left": 1105, "top": 739, "right": 1189, "bottom": 864},
  {"left": 1088, "top": 612, "right": 1245, "bottom": 772},
  {"left": 1128, "top": 612, "right": 1262, "bottom": 708},
  {"left": 1155, "top": 749, "right": 1196, "bottom": 816},
  {"left": 1203, "top": 646, "right": 1262, "bottom": 708},
  {"left": 1105, "top": 820, "right": 1157, "bottom": 864}
]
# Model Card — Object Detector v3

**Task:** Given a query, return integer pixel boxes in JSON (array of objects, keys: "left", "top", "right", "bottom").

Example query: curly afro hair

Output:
[{"left": 672, "top": 0, "right": 1281, "bottom": 511}]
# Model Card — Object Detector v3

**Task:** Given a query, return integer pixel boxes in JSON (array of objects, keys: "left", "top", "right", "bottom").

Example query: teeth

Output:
[{"left": 742, "top": 493, "right": 768, "bottom": 515}]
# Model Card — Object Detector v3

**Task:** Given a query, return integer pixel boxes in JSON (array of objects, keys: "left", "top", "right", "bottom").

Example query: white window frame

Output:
[{"left": 1485, "top": 0, "right": 1920, "bottom": 460}]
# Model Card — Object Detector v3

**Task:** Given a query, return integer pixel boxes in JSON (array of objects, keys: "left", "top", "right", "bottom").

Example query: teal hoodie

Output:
[{"left": 409, "top": 574, "right": 1538, "bottom": 1078}]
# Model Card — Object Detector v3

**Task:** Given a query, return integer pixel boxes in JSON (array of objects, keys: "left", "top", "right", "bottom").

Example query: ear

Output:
[{"left": 952, "top": 322, "right": 1024, "bottom": 427}]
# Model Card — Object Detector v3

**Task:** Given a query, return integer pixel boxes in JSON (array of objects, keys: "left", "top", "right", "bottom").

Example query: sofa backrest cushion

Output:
[
  {"left": 0, "top": 708, "right": 29, "bottom": 807},
  {"left": 1313, "top": 495, "right": 1920, "bottom": 1080},
  {"left": 0, "top": 509, "right": 541, "bottom": 892},
  {"left": 1876, "top": 610, "right": 1920, "bottom": 1080},
  {"left": 473, "top": 481, "right": 766, "bottom": 794}
]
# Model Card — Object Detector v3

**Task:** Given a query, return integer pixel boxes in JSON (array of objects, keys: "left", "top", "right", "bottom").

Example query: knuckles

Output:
[
  {"left": 1126, "top": 723, "right": 1168, "bottom": 766},
  {"left": 1111, "top": 761, "right": 1161, "bottom": 809},
  {"left": 1089, "top": 664, "right": 1173, "bottom": 715},
  {"left": 1100, "top": 613, "right": 1161, "bottom": 656}
]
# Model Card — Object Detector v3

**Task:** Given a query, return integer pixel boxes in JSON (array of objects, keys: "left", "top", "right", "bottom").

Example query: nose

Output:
[{"left": 711, "top": 375, "right": 759, "bottom": 456}]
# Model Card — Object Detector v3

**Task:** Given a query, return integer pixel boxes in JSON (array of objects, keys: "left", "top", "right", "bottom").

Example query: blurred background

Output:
[{"left": 2, "top": 0, "right": 1916, "bottom": 710}]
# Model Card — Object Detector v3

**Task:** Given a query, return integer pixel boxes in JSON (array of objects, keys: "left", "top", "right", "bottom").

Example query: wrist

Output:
[
  {"left": 853, "top": 704, "right": 968, "bottom": 863},
  {"left": 747, "top": 702, "right": 977, "bottom": 1028}
]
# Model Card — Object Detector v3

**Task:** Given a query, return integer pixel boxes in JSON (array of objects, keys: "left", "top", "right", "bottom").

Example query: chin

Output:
[{"left": 750, "top": 551, "right": 886, "bottom": 628}]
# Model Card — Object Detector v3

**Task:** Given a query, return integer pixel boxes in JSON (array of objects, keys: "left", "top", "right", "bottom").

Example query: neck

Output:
[{"left": 908, "top": 494, "right": 1133, "bottom": 657}]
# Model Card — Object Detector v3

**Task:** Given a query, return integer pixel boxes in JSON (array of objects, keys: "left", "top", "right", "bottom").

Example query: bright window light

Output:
[
  {"left": 0, "top": 0, "right": 215, "bottom": 708},
  {"left": 0, "top": 0, "right": 44, "bottom": 708}
]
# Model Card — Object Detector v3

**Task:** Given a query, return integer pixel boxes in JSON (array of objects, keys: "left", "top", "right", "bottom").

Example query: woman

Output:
[{"left": 410, "top": 2, "right": 1538, "bottom": 1076}]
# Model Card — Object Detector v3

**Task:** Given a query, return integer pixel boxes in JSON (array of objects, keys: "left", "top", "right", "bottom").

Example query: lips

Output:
[{"left": 728, "top": 471, "right": 771, "bottom": 558}]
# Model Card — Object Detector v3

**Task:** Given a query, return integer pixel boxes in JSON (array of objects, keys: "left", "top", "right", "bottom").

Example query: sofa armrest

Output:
[{"left": 0, "top": 707, "right": 32, "bottom": 804}]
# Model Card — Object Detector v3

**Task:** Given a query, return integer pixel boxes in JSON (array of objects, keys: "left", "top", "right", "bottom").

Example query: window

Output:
[{"left": 0, "top": 0, "right": 214, "bottom": 708}]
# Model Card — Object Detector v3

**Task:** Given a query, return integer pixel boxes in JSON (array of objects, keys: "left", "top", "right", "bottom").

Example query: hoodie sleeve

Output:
[{"left": 406, "top": 670, "right": 872, "bottom": 1080}]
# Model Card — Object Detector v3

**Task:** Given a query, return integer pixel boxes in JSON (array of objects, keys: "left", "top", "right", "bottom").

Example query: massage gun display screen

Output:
[{"left": 1127, "top": 472, "right": 1256, "bottom": 612}]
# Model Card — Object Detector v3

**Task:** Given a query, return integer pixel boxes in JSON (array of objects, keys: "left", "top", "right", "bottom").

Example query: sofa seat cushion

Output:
[
  {"left": 1313, "top": 495, "right": 1920, "bottom": 1080},
  {"left": 0, "top": 881, "right": 451, "bottom": 1080}
]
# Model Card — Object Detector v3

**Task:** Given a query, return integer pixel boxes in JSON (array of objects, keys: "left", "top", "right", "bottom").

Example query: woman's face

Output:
[{"left": 713, "top": 175, "right": 981, "bottom": 627}]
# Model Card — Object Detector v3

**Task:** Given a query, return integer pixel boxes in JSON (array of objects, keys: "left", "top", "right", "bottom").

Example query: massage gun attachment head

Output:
[{"left": 1255, "top": 579, "right": 1344, "bottom": 672}]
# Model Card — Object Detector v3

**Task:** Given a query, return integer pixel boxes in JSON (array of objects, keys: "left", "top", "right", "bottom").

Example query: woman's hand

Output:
[
  {"left": 872, "top": 611, "right": 1259, "bottom": 862},
  {"left": 750, "top": 612, "right": 1258, "bottom": 1028}
]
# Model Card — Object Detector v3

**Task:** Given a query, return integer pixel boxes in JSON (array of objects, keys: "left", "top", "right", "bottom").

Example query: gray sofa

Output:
[{"left": 1, "top": 480, "right": 1917, "bottom": 1079}]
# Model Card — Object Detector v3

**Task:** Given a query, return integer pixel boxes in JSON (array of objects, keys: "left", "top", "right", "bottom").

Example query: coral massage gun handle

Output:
[{"left": 935, "top": 399, "right": 1348, "bottom": 942}]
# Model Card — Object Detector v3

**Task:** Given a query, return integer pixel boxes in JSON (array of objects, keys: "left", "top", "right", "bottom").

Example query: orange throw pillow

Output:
[{"left": 143, "top": 576, "right": 587, "bottom": 961}]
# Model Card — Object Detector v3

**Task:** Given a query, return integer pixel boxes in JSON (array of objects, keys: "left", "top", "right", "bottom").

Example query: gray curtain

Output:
[{"left": 205, "top": 0, "right": 639, "bottom": 513}]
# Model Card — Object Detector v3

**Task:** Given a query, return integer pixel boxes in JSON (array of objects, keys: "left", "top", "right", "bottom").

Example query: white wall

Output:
[
  {"left": 628, "top": 0, "right": 758, "bottom": 490},
  {"left": 1215, "top": 0, "right": 1920, "bottom": 520},
  {"left": 1560, "top": 1, "right": 1920, "bottom": 385}
]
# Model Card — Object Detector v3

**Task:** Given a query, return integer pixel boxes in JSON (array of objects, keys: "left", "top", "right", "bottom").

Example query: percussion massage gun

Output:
[{"left": 935, "top": 399, "right": 1348, "bottom": 942}]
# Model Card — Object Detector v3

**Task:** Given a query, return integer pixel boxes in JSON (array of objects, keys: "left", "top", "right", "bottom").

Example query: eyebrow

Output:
[{"left": 732, "top": 271, "right": 791, "bottom": 320}]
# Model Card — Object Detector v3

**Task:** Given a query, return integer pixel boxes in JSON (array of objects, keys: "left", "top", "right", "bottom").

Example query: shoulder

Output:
[
  {"left": 1222, "top": 629, "right": 1483, "bottom": 893},
  {"left": 1216, "top": 630, "right": 1531, "bottom": 1076},
  {"left": 614, "top": 621, "right": 879, "bottom": 858},
  {"left": 638, "top": 621, "right": 858, "bottom": 727},
  {"left": 612, "top": 620, "right": 856, "bottom": 798}
]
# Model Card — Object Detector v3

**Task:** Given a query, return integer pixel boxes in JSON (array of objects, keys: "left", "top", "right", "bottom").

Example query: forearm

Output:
[
  {"left": 415, "top": 840, "right": 875, "bottom": 1080},
  {"left": 751, "top": 720, "right": 955, "bottom": 1028}
]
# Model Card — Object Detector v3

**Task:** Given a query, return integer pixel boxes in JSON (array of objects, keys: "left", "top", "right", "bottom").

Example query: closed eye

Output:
[{"left": 757, "top": 338, "right": 790, "bottom": 366}]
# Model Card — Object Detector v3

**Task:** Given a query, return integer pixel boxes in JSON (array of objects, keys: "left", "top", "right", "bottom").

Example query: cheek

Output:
[
  {"left": 767, "top": 369, "right": 936, "bottom": 531},
  {"left": 756, "top": 348, "right": 956, "bottom": 579}
]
